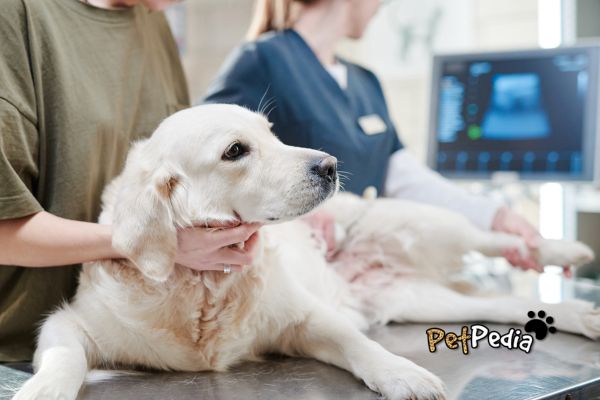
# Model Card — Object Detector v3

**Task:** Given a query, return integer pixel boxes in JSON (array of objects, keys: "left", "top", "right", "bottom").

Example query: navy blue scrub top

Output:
[{"left": 203, "top": 29, "right": 403, "bottom": 196}]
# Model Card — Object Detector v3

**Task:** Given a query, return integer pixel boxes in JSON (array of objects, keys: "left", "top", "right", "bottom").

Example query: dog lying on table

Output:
[{"left": 14, "top": 104, "right": 597, "bottom": 400}]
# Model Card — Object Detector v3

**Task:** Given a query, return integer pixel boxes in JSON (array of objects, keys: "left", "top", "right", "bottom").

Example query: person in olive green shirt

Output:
[{"left": 0, "top": 0, "right": 261, "bottom": 362}]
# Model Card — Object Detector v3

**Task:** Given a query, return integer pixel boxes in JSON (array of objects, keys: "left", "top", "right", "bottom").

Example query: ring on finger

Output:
[{"left": 223, "top": 264, "right": 232, "bottom": 274}]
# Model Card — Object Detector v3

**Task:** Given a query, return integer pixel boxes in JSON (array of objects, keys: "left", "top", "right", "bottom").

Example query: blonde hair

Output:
[{"left": 246, "top": 0, "right": 316, "bottom": 40}]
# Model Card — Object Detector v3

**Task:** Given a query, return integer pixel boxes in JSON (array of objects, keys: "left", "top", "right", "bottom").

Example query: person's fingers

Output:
[
  {"left": 503, "top": 248, "right": 518, "bottom": 263},
  {"left": 519, "top": 256, "right": 543, "bottom": 272},
  {"left": 205, "top": 219, "right": 241, "bottom": 229},
  {"left": 502, "top": 244, "right": 544, "bottom": 272},
  {"left": 521, "top": 226, "right": 541, "bottom": 247},
  {"left": 506, "top": 254, "right": 522, "bottom": 268},
  {"left": 243, "top": 231, "right": 261, "bottom": 254},
  {"left": 208, "top": 223, "right": 262, "bottom": 248},
  {"left": 502, "top": 247, "right": 543, "bottom": 272},
  {"left": 525, "top": 236, "right": 540, "bottom": 250},
  {"left": 212, "top": 247, "right": 255, "bottom": 266},
  {"left": 524, "top": 258, "right": 543, "bottom": 272},
  {"left": 177, "top": 225, "right": 219, "bottom": 248}
]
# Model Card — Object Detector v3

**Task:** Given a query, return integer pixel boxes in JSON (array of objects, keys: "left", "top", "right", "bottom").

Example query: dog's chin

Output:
[
  {"left": 302, "top": 182, "right": 337, "bottom": 213},
  {"left": 247, "top": 182, "right": 338, "bottom": 224}
]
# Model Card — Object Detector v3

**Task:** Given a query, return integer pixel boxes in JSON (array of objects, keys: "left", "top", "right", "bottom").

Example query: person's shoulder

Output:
[
  {"left": 245, "top": 29, "right": 295, "bottom": 59},
  {"left": 220, "top": 40, "right": 265, "bottom": 75},
  {"left": 0, "top": 0, "right": 75, "bottom": 30},
  {"left": 1, "top": 0, "right": 60, "bottom": 16},
  {"left": 0, "top": 0, "right": 27, "bottom": 11},
  {"left": 0, "top": 0, "right": 27, "bottom": 23},
  {"left": 254, "top": 29, "right": 288, "bottom": 48},
  {"left": 222, "top": 33, "right": 278, "bottom": 74},
  {"left": 215, "top": 30, "right": 295, "bottom": 83}
]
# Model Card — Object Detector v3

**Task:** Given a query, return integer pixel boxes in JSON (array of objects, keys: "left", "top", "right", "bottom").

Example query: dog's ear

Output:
[{"left": 111, "top": 156, "right": 183, "bottom": 282}]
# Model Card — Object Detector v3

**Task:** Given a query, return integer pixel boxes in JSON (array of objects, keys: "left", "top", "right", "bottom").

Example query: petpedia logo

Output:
[{"left": 426, "top": 310, "right": 557, "bottom": 355}]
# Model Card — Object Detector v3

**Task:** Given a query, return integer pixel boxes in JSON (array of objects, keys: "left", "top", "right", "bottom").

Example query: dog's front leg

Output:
[
  {"left": 13, "top": 309, "right": 91, "bottom": 400},
  {"left": 280, "top": 305, "right": 446, "bottom": 400}
]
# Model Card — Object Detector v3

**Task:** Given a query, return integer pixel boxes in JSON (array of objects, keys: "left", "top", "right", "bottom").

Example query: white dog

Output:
[{"left": 14, "top": 104, "right": 598, "bottom": 400}]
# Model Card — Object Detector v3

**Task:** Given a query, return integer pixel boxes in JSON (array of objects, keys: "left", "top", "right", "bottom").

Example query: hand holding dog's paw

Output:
[{"left": 362, "top": 357, "right": 447, "bottom": 400}]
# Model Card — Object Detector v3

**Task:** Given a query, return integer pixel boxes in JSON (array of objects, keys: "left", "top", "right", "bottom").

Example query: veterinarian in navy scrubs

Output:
[{"left": 204, "top": 0, "right": 544, "bottom": 271}]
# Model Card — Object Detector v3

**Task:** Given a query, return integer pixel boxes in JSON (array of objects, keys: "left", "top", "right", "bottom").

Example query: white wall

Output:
[{"left": 178, "top": 0, "right": 255, "bottom": 102}]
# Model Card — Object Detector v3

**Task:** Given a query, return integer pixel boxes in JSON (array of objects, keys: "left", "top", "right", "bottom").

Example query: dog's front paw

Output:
[
  {"left": 553, "top": 299, "right": 600, "bottom": 340},
  {"left": 362, "top": 357, "right": 446, "bottom": 400},
  {"left": 569, "top": 300, "right": 600, "bottom": 340},
  {"left": 582, "top": 308, "right": 600, "bottom": 340},
  {"left": 13, "top": 373, "right": 77, "bottom": 400}
]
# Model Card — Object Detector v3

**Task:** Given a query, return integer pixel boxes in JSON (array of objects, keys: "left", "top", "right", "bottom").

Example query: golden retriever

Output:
[{"left": 14, "top": 104, "right": 597, "bottom": 400}]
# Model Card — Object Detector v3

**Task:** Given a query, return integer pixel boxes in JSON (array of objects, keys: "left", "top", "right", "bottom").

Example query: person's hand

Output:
[
  {"left": 491, "top": 207, "right": 544, "bottom": 272},
  {"left": 303, "top": 211, "right": 337, "bottom": 257},
  {"left": 174, "top": 222, "right": 261, "bottom": 272}
]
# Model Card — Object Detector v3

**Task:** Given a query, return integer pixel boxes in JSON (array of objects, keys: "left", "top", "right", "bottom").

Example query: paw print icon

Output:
[{"left": 524, "top": 310, "right": 557, "bottom": 340}]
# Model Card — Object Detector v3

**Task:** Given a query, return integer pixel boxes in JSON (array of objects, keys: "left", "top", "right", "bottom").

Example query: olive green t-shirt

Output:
[{"left": 0, "top": 0, "right": 189, "bottom": 361}]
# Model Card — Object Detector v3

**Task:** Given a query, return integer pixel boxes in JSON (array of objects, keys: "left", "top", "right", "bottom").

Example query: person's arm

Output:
[
  {"left": 384, "top": 149, "right": 502, "bottom": 230},
  {"left": 0, "top": 212, "right": 115, "bottom": 267},
  {"left": 0, "top": 211, "right": 261, "bottom": 272}
]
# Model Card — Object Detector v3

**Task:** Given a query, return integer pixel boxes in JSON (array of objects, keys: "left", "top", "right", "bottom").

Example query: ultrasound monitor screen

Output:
[{"left": 429, "top": 46, "right": 599, "bottom": 181}]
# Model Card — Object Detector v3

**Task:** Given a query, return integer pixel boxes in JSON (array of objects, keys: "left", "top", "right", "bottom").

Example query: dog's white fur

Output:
[{"left": 14, "top": 105, "right": 598, "bottom": 400}]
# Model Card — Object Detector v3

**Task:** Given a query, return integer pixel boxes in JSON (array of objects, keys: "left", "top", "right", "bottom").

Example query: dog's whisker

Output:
[
  {"left": 261, "top": 98, "right": 276, "bottom": 117},
  {"left": 256, "top": 85, "right": 272, "bottom": 115},
  {"left": 264, "top": 103, "right": 278, "bottom": 119},
  {"left": 259, "top": 96, "right": 277, "bottom": 118},
  {"left": 260, "top": 97, "right": 275, "bottom": 116}
]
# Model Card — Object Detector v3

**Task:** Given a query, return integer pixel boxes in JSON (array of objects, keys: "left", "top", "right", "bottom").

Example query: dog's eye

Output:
[{"left": 222, "top": 142, "right": 249, "bottom": 161}]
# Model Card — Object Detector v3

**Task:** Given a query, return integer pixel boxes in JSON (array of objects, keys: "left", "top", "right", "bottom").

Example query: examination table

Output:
[{"left": 2, "top": 268, "right": 599, "bottom": 400}]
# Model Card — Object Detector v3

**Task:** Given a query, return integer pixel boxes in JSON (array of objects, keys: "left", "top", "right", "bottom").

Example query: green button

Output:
[{"left": 468, "top": 125, "right": 481, "bottom": 140}]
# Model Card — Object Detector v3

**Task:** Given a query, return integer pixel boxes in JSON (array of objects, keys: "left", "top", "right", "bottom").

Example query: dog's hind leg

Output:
[
  {"left": 367, "top": 279, "right": 600, "bottom": 340},
  {"left": 471, "top": 230, "right": 595, "bottom": 268},
  {"left": 278, "top": 304, "right": 447, "bottom": 400},
  {"left": 13, "top": 308, "right": 92, "bottom": 400}
]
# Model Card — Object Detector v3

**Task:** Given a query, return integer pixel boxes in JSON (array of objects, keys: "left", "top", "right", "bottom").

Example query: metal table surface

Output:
[{"left": 2, "top": 269, "right": 600, "bottom": 400}]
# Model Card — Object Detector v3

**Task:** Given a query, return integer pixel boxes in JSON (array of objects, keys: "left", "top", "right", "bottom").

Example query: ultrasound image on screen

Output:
[
  {"left": 482, "top": 73, "right": 550, "bottom": 140},
  {"left": 435, "top": 51, "right": 591, "bottom": 176}
]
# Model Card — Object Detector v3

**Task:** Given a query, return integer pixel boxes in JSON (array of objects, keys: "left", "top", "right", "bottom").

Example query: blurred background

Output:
[{"left": 167, "top": 0, "right": 599, "bottom": 159}]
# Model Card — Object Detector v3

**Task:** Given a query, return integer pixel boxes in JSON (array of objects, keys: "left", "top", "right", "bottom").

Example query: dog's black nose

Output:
[{"left": 311, "top": 156, "right": 337, "bottom": 183}]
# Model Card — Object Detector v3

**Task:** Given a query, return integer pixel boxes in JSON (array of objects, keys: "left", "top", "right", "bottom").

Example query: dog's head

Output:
[{"left": 110, "top": 104, "right": 338, "bottom": 281}]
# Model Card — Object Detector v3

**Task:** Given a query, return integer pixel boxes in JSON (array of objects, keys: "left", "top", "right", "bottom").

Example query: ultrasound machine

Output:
[
  {"left": 428, "top": 45, "right": 600, "bottom": 276},
  {"left": 428, "top": 45, "right": 600, "bottom": 182}
]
